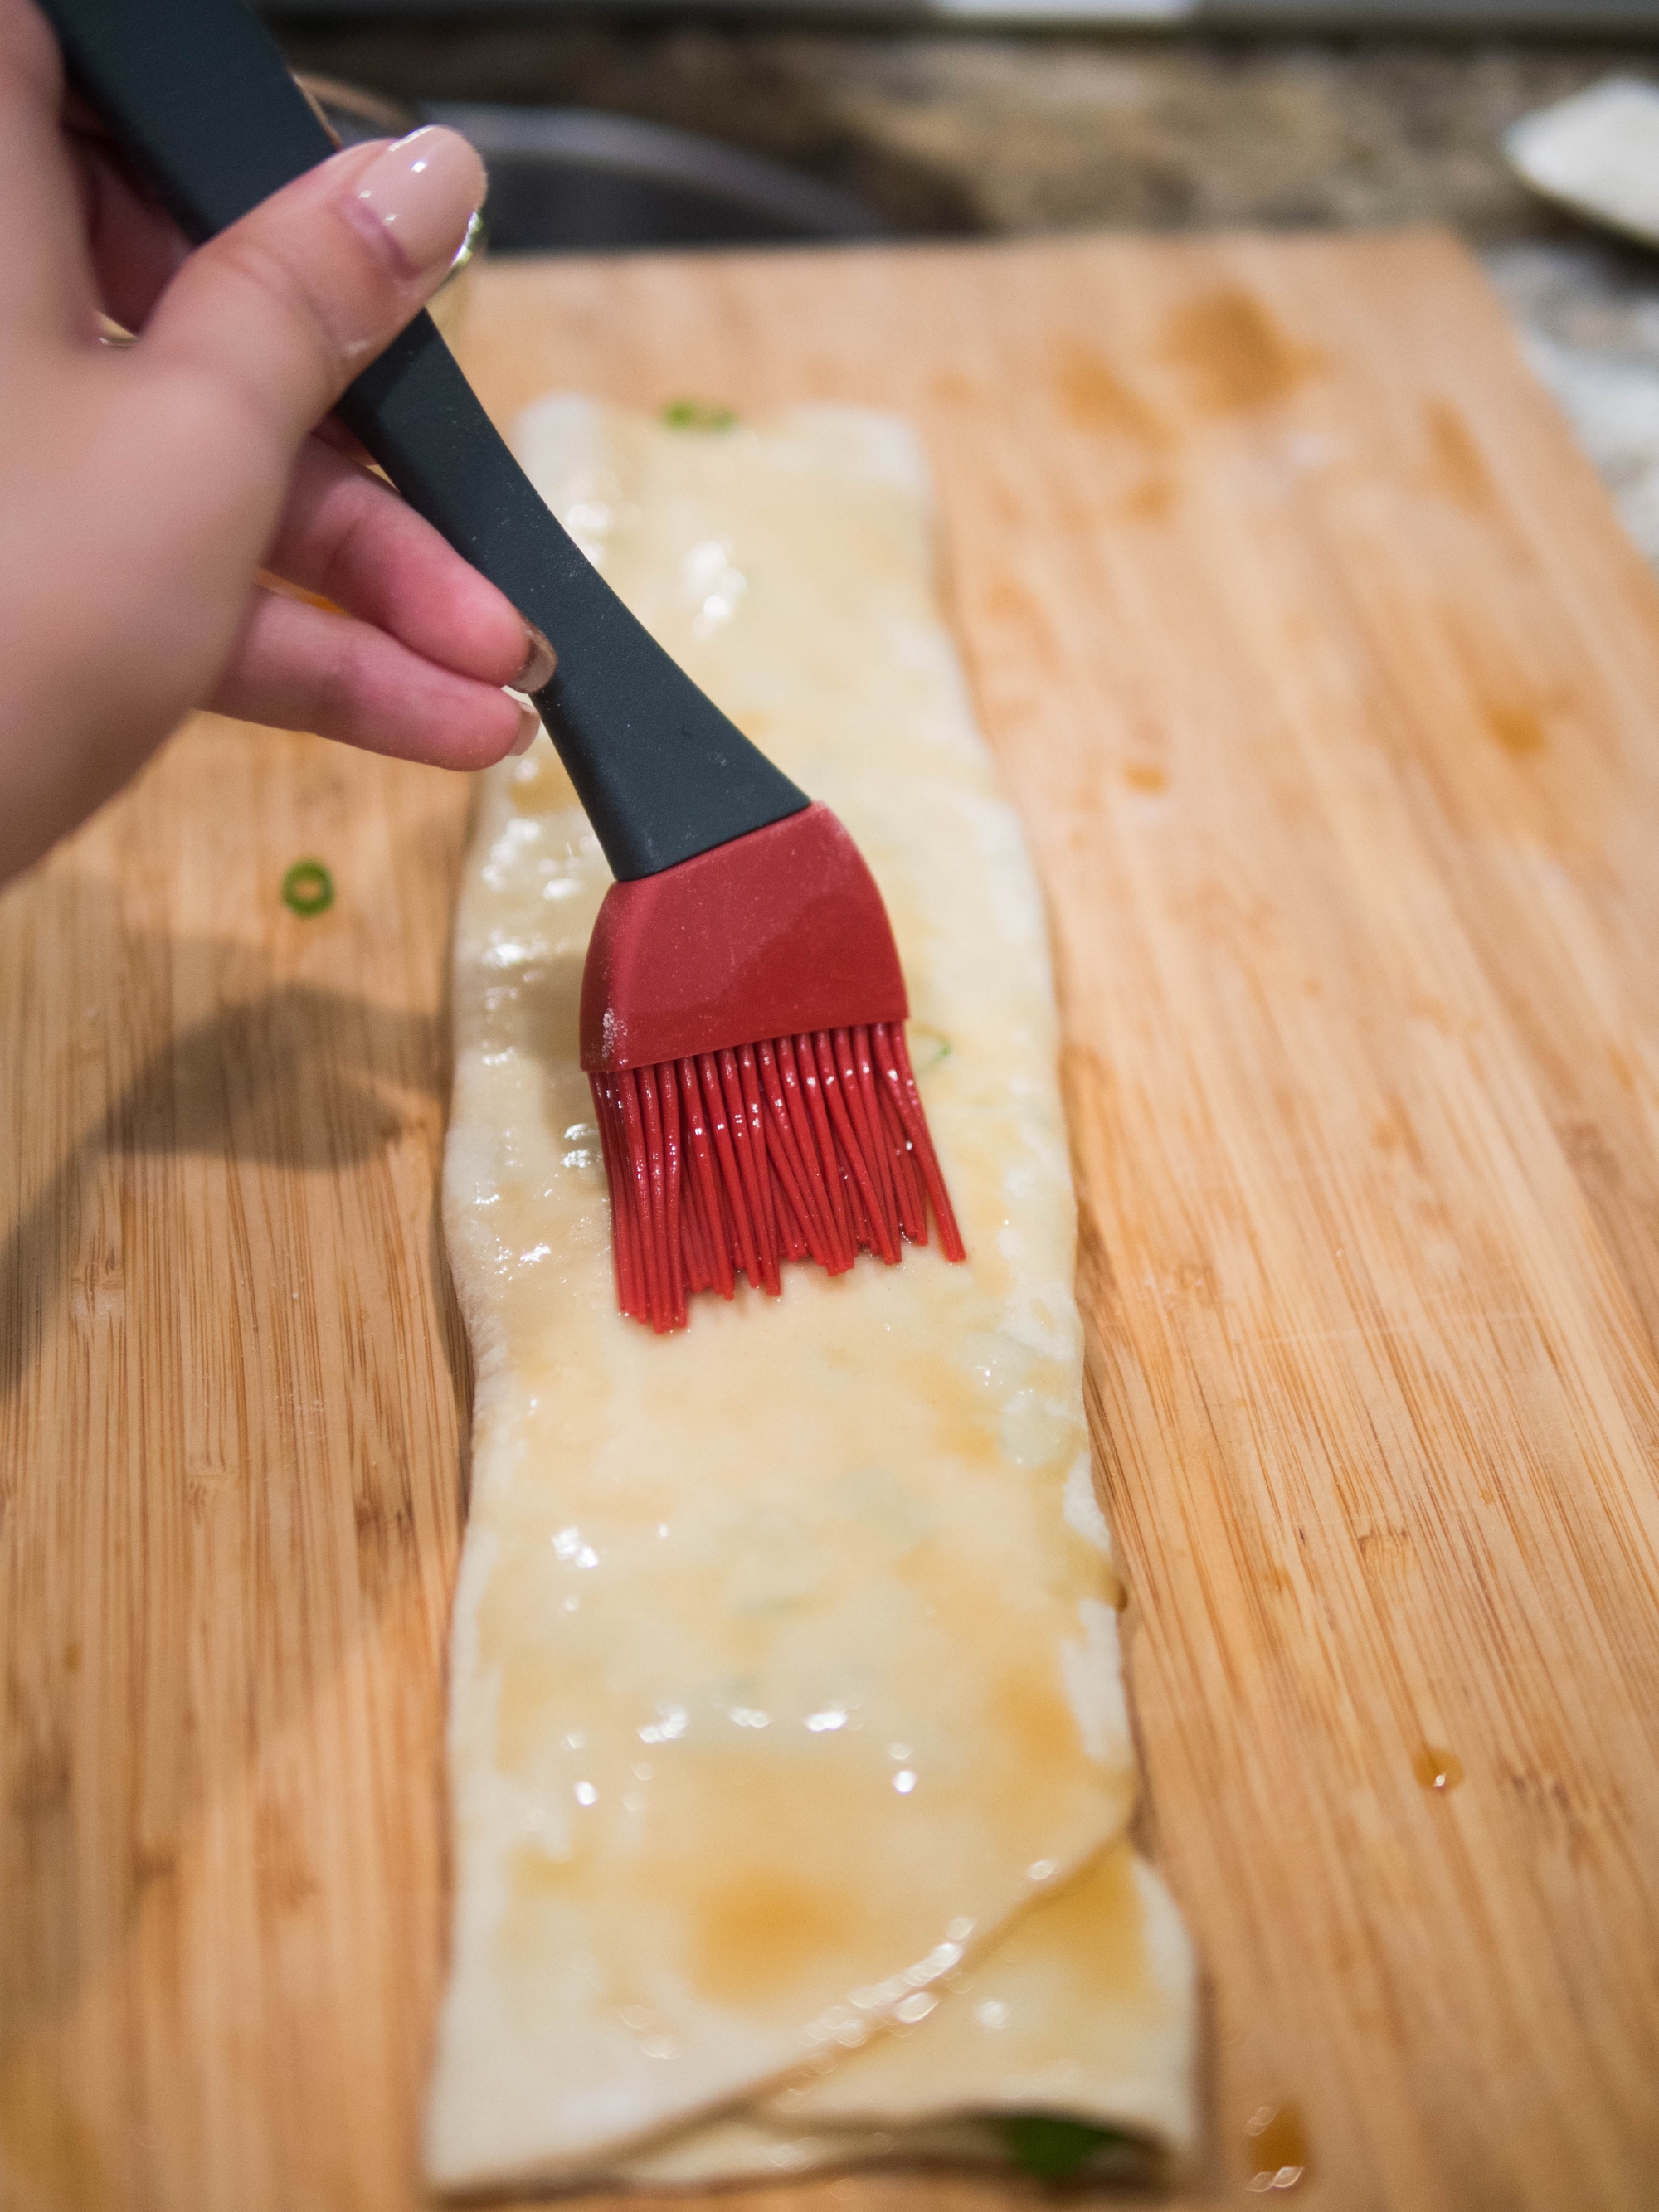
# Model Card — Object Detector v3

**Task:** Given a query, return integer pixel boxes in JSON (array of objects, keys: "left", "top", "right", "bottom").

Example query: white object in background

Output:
[
  {"left": 930, "top": 0, "right": 1191, "bottom": 17},
  {"left": 1484, "top": 241, "right": 1659, "bottom": 571},
  {"left": 1506, "top": 77, "right": 1659, "bottom": 247}
]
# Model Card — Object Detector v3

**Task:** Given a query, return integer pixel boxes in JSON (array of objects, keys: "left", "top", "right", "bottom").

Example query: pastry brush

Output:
[{"left": 46, "top": 0, "right": 965, "bottom": 1331}]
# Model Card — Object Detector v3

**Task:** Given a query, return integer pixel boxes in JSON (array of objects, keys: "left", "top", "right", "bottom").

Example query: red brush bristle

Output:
[
  {"left": 590, "top": 1020, "right": 965, "bottom": 1333},
  {"left": 580, "top": 802, "right": 968, "bottom": 1331}
]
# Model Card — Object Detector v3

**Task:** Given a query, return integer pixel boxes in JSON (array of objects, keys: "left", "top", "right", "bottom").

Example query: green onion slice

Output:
[
  {"left": 997, "top": 2114, "right": 1126, "bottom": 2181},
  {"left": 281, "top": 858, "right": 334, "bottom": 917},
  {"left": 661, "top": 398, "right": 738, "bottom": 432}
]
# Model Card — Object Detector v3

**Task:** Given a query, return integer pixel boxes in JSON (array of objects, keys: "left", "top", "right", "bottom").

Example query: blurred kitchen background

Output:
[{"left": 258, "top": 0, "right": 1659, "bottom": 559}]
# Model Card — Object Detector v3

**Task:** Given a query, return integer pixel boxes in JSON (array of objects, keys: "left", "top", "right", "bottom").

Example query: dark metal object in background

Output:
[
  {"left": 298, "top": 70, "right": 892, "bottom": 251},
  {"left": 422, "top": 103, "right": 890, "bottom": 250}
]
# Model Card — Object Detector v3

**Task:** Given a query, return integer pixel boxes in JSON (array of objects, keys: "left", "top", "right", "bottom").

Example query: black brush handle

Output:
[{"left": 40, "top": 0, "right": 809, "bottom": 881}]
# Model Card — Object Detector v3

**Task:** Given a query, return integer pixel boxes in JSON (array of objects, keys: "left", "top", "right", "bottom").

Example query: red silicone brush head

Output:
[{"left": 581, "top": 803, "right": 966, "bottom": 1331}]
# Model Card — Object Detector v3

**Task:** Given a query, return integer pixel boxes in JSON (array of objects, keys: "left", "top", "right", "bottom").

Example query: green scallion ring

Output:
[
  {"left": 281, "top": 858, "right": 334, "bottom": 917},
  {"left": 997, "top": 2114, "right": 1126, "bottom": 2181},
  {"left": 661, "top": 398, "right": 738, "bottom": 433}
]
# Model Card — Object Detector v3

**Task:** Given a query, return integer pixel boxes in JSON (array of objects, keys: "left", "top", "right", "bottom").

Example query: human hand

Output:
[{"left": 0, "top": 0, "right": 552, "bottom": 887}]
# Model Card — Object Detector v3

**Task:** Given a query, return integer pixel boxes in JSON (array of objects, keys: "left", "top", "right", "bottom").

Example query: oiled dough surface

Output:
[{"left": 426, "top": 401, "right": 1191, "bottom": 2195}]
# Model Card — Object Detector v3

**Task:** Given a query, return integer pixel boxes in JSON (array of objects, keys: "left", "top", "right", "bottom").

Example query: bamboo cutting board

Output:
[{"left": 4, "top": 229, "right": 1659, "bottom": 2212}]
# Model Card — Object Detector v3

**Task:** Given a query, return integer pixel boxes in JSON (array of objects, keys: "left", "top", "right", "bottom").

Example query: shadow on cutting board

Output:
[{"left": 0, "top": 928, "right": 446, "bottom": 1403}]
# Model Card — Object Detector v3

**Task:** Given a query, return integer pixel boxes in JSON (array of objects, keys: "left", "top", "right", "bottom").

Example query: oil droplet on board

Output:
[
  {"left": 1413, "top": 1745, "right": 1465, "bottom": 1794},
  {"left": 1243, "top": 2101, "right": 1309, "bottom": 2192}
]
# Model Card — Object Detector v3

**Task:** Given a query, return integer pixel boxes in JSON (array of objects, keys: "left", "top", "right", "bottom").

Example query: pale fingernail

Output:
[
  {"left": 509, "top": 704, "right": 541, "bottom": 757},
  {"left": 516, "top": 623, "right": 557, "bottom": 693},
  {"left": 351, "top": 126, "right": 485, "bottom": 279}
]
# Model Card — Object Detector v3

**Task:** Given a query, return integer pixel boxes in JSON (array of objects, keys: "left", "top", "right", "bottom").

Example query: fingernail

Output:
[
  {"left": 350, "top": 126, "right": 485, "bottom": 280},
  {"left": 509, "top": 704, "right": 541, "bottom": 757},
  {"left": 515, "top": 623, "right": 557, "bottom": 693}
]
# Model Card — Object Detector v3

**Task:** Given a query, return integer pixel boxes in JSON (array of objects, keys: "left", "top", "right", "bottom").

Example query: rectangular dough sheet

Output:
[{"left": 427, "top": 397, "right": 1195, "bottom": 2195}]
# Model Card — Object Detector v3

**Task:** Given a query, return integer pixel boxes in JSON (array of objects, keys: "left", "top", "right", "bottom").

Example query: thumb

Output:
[{"left": 138, "top": 125, "right": 484, "bottom": 452}]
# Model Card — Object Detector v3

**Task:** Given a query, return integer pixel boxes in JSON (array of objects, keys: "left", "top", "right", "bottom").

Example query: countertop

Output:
[
  {"left": 276, "top": 23, "right": 1659, "bottom": 551},
  {"left": 275, "top": 20, "right": 1659, "bottom": 552},
  {"left": 273, "top": 23, "right": 1643, "bottom": 238}
]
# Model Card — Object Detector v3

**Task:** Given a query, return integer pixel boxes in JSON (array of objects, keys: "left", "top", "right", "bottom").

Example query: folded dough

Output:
[{"left": 426, "top": 398, "right": 1195, "bottom": 2195}]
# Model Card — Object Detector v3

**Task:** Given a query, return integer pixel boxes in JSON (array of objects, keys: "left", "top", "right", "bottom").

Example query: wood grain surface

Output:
[{"left": 4, "top": 230, "right": 1659, "bottom": 2212}]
